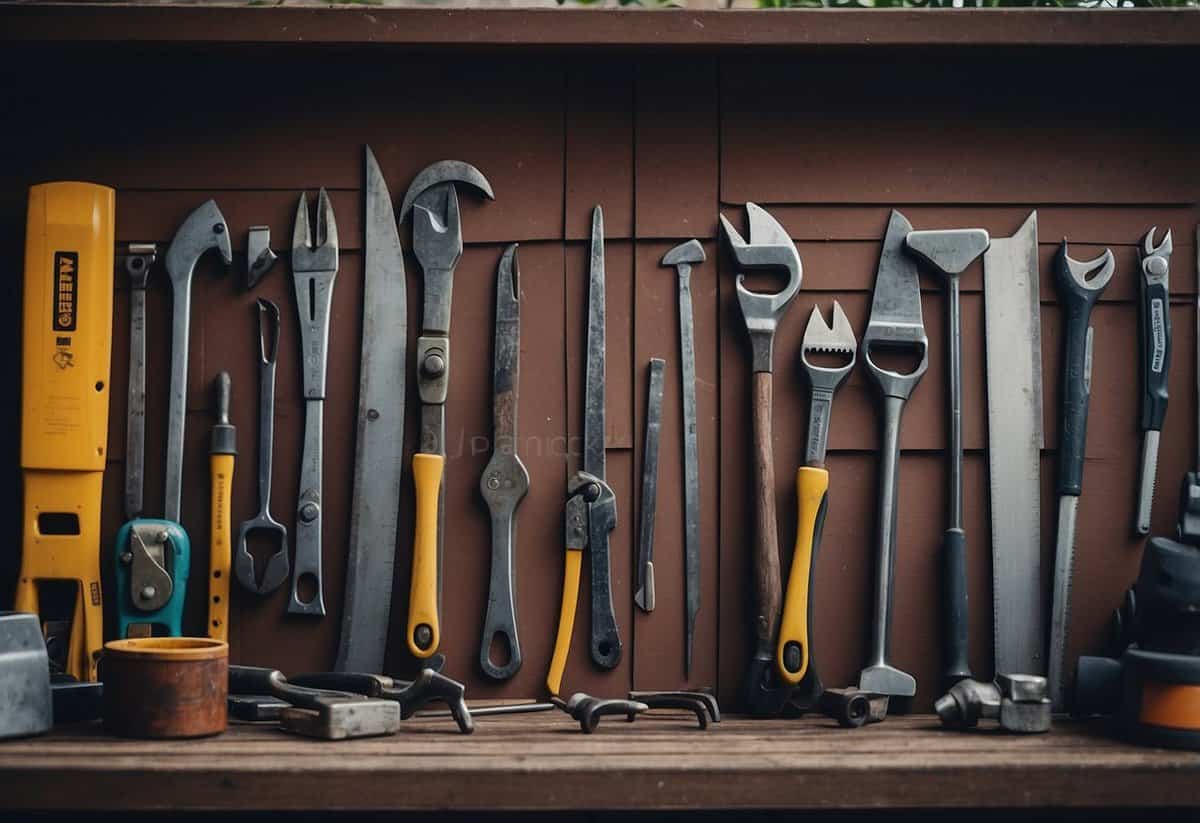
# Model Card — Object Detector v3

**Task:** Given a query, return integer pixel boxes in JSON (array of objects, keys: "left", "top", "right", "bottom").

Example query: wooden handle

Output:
[
  {"left": 208, "top": 453, "right": 234, "bottom": 642},
  {"left": 546, "top": 549, "right": 583, "bottom": 697},
  {"left": 777, "top": 465, "right": 828, "bottom": 685},
  {"left": 407, "top": 453, "right": 443, "bottom": 658},
  {"left": 750, "top": 371, "right": 782, "bottom": 657}
]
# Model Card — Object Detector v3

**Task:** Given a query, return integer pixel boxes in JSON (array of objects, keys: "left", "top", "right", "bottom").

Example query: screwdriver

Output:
[{"left": 209, "top": 372, "right": 236, "bottom": 642}]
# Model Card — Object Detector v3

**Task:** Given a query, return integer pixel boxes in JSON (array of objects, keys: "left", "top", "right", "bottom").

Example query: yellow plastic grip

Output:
[
  {"left": 546, "top": 549, "right": 583, "bottom": 697},
  {"left": 776, "top": 465, "right": 828, "bottom": 685},
  {"left": 209, "top": 453, "right": 234, "bottom": 642},
  {"left": 407, "top": 452, "right": 444, "bottom": 658}
]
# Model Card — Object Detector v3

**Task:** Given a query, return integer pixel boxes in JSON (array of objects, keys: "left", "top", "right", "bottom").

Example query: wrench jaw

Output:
[
  {"left": 1058, "top": 241, "right": 1116, "bottom": 296},
  {"left": 164, "top": 199, "right": 232, "bottom": 285},
  {"left": 1142, "top": 226, "right": 1174, "bottom": 263},
  {"left": 398, "top": 159, "right": 495, "bottom": 224},
  {"left": 801, "top": 301, "right": 858, "bottom": 395}
]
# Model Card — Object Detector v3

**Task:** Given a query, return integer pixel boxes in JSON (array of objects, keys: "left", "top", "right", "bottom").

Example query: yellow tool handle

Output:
[
  {"left": 776, "top": 465, "right": 829, "bottom": 685},
  {"left": 209, "top": 453, "right": 234, "bottom": 642},
  {"left": 407, "top": 453, "right": 444, "bottom": 658},
  {"left": 546, "top": 549, "right": 583, "bottom": 698}
]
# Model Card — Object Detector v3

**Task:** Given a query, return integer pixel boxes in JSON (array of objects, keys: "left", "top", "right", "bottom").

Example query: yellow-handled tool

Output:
[
  {"left": 208, "top": 372, "right": 236, "bottom": 642},
  {"left": 17, "top": 181, "right": 115, "bottom": 682},
  {"left": 776, "top": 301, "right": 856, "bottom": 701},
  {"left": 407, "top": 452, "right": 444, "bottom": 657}
]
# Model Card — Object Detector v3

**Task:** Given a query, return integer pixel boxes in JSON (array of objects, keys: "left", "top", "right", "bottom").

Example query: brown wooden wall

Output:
[{"left": 2, "top": 41, "right": 1197, "bottom": 711}]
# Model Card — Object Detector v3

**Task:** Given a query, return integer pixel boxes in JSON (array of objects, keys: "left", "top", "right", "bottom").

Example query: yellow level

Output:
[{"left": 17, "top": 181, "right": 115, "bottom": 682}]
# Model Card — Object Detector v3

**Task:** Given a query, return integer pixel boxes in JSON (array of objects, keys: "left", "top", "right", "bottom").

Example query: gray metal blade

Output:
[
  {"left": 584, "top": 205, "right": 606, "bottom": 481},
  {"left": 1048, "top": 494, "right": 1078, "bottom": 711},
  {"left": 867, "top": 210, "right": 925, "bottom": 335},
  {"left": 1135, "top": 430, "right": 1160, "bottom": 536},
  {"left": 983, "top": 211, "right": 1045, "bottom": 677},
  {"left": 493, "top": 244, "right": 521, "bottom": 449},
  {"left": 124, "top": 281, "right": 148, "bottom": 522},
  {"left": 335, "top": 146, "right": 408, "bottom": 672},
  {"left": 635, "top": 358, "right": 665, "bottom": 613}
]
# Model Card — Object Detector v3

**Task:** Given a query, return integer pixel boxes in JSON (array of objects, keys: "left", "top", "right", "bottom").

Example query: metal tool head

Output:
[
  {"left": 662, "top": 239, "right": 706, "bottom": 268},
  {"left": 556, "top": 693, "right": 648, "bottom": 734},
  {"left": 858, "top": 663, "right": 917, "bottom": 700},
  {"left": 1056, "top": 240, "right": 1115, "bottom": 295},
  {"left": 125, "top": 243, "right": 156, "bottom": 290},
  {"left": 399, "top": 161, "right": 493, "bottom": 275},
  {"left": 1141, "top": 226, "right": 1173, "bottom": 284},
  {"left": 565, "top": 470, "right": 615, "bottom": 549},
  {"left": 164, "top": 199, "right": 232, "bottom": 286},
  {"left": 1142, "top": 226, "right": 1174, "bottom": 260},
  {"left": 291, "top": 189, "right": 339, "bottom": 274},
  {"left": 861, "top": 210, "right": 929, "bottom": 400},
  {"left": 398, "top": 160, "right": 495, "bottom": 223},
  {"left": 719, "top": 203, "right": 802, "bottom": 372},
  {"left": 904, "top": 228, "right": 990, "bottom": 278},
  {"left": 801, "top": 300, "right": 857, "bottom": 391},
  {"left": 246, "top": 226, "right": 277, "bottom": 289},
  {"left": 256, "top": 298, "right": 281, "bottom": 366}
]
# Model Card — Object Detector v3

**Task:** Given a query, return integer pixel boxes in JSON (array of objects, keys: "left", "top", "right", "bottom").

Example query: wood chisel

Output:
[
  {"left": 17, "top": 181, "right": 115, "bottom": 682},
  {"left": 635, "top": 358, "right": 666, "bottom": 615},
  {"left": 208, "top": 372, "right": 236, "bottom": 641},
  {"left": 983, "top": 212, "right": 1045, "bottom": 677},
  {"left": 1135, "top": 227, "right": 1174, "bottom": 535}
]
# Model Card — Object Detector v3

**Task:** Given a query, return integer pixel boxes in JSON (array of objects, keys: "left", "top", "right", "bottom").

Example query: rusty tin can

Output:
[{"left": 101, "top": 637, "right": 228, "bottom": 738}]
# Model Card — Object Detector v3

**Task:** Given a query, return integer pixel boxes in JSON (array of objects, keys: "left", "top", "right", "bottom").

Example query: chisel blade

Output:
[{"left": 983, "top": 211, "right": 1044, "bottom": 678}]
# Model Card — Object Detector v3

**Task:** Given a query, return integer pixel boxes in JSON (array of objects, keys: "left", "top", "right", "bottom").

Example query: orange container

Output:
[{"left": 101, "top": 637, "right": 228, "bottom": 738}]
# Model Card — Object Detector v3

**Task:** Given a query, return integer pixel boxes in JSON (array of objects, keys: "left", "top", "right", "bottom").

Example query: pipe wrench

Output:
[
  {"left": 1135, "top": 227, "right": 1173, "bottom": 535},
  {"left": 288, "top": 189, "right": 338, "bottom": 616},
  {"left": 399, "top": 161, "right": 494, "bottom": 658}
]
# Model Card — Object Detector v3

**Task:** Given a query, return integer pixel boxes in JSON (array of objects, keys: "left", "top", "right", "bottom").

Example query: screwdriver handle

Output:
[
  {"left": 776, "top": 466, "right": 827, "bottom": 686},
  {"left": 546, "top": 548, "right": 583, "bottom": 698},
  {"left": 407, "top": 453, "right": 443, "bottom": 658},
  {"left": 1138, "top": 275, "right": 1171, "bottom": 432},
  {"left": 940, "top": 528, "right": 971, "bottom": 690},
  {"left": 1055, "top": 245, "right": 1106, "bottom": 497}
]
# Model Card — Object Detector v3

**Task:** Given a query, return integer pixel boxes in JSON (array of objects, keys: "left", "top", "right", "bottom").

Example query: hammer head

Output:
[
  {"left": 662, "top": 239, "right": 705, "bottom": 268},
  {"left": 164, "top": 199, "right": 232, "bottom": 285},
  {"left": 904, "top": 228, "right": 990, "bottom": 278},
  {"left": 399, "top": 160, "right": 494, "bottom": 223}
]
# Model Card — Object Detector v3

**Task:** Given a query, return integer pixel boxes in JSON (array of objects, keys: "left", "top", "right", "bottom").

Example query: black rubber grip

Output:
[
  {"left": 228, "top": 664, "right": 276, "bottom": 695},
  {"left": 941, "top": 528, "right": 971, "bottom": 689},
  {"left": 1055, "top": 243, "right": 1106, "bottom": 497},
  {"left": 1139, "top": 278, "right": 1171, "bottom": 431}
]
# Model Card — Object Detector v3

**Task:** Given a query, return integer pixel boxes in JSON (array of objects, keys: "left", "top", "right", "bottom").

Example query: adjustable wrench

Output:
[
  {"left": 400, "top": 160, "right": 494, "bottom": 658},
  {"left": 289, "top": 189, "right": 339, "bottom": 616},
  {"left": 1048, "top": 240, "right": 1115, "bottom": 711},
  {"left": 719, "top": 202, "right": 802, "bottom": 716},
  {"left": 235, "top": 299, "right": 289, "bottom": 595},
  {"left": 859, "top": 210, "right": 928, "bottom": 707},
  {"left": 479, "top": 244, "right": 529, "bottom": 680},
  {"left": 1135, "top": 227, "right": 1173, "bottom": 535}
]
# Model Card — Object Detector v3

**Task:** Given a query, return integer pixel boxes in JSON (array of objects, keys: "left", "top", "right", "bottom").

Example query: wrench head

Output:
[
  {"left": 662, "top": 238, "right": 706, "bottom": 268},
  {"left": 1142, "top": 226, "right": 1173, "bottom": 259},
  {"left": 234, "top": 520, "right": 290, "bottom": 594},
  {"left": 1057, "top": 240, "right": 1115, "bottom": 294},
  {"left": 398, "top": 159, "right": 494, "bottom": 223},
  {"left": 801, "top": 300, "right": 857, "bottom": 390},
  {"left": 291, "top": 189, "right": 339, "bottom": 273},
  {"left": 861, "top": 210, "right": 929, "bottom": 399},
  {"left": 858, "top": 663, "right": 917, "bottom": 699},
  {"left": 164, "top": 199, "right": 232, "bottom": 285}
]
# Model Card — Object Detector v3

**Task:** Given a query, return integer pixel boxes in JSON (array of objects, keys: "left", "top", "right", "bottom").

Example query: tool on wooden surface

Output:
[
  {"left": 553, "top": 693, "right": 647, "bottom": 733},
  {"left": 904, "top": 226, "right": 990, "bottom": 693},
  {"left": 776, "top": 301, "right": 856, "bottom": 708},
  {"left": 935, "top": 673, "right": 1051, "bottom": 734},
  {"left": 719, "top": 202, "right": 802, "bottom": 716},
  {"left": 228, "top": 665, "right": 399, "bottom": 740},
  {"left": 1135, "top": 227, "right": 1174, "bottom": 535},
  {"left": 235, "top": 299, "right": 288, "bottom": 595},
  {"left": 818, "top": 687, "right": 888, "bottom": 728},
  {"left": 400, "top": 160, "right": 495, "bottom": 659},
  {"left": 116, "top": 203, "right": 230, "bottom": 639},
  {"left": 245, "top": 225, "right": 277, "bottom": 289},
  {"left": 983, "top": 212, "right": 1045, "bottom": 677},
  {"left": 335, "top": 146, "right": 408, "bottom": 673},
  {"left": 0, "top": 612, "right": 52, "bottom": 739},
  {"left": 208, "top": 372, "right": 236, "bottom": 641},
  {"left": 479, "top": 244, "right": 528, "bottom": 680},
  {"left": 858, "top": 209, "right": 928, "bottom": 709},
  {"left": 17, "top": 181, "right": 115, "bottom": 681},
  {"left": 1048, "top": 239, "right": 1115, "bottom": 712},
  {"left": 635, "top": 358, "right": 666, "bottom": 614},
  {"left": 629, "top": 689, "right": 722, "bottom": 724},
  {"left": 102, "top": 637, "right": 228, "bottom": 738},
  {"left": 1074, "top": 532, "right": 1200, "bottom": 750},
  {"left": 123, "top": 243, "right": 156, "bottom": 523},
  {"left": 289, "top": 189, "right": 339, "bottom": 617},
  {"left": 661, "top": 239, "right": 706, "bottom": 672},
  {"left": 290, "top": 670, "right": 474, "bottom": 734}
]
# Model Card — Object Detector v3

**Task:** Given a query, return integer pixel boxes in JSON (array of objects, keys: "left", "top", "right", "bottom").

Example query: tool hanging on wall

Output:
[
  {"left": 635, "top": 358, "right": 666, "bottom": 615},
  {"left": 335, "top": 146, "right": 408, "bottom": 673},
  {"left": 400, "top": 160, "right": 495, "bottom": 659},
  {"left": 1184, "top": 232, "right": 1200, "bottom": 544},
  {"left": 479, "top": 244, "right": 529, "bottom": 680},
  {"left": 904, "top": 226, "right": 990, "bottom": 693},
  {"left": 1135, "top": 227, "right": 1174, "bottom": 535},
  {"left": 1048, "top": 239, "right": 1115, "bottom": 711},
  {"left": 114, "top": 201, "right": 231, "bottom": 640},
  {"left": 719, "top": 202, "right": 801, "bottom": 716},
  {"left": 858, "top": 209, "right": 928, "bottom": 711},
  {"left": 235, "top": 299, "right": 289, "bottom": 595},
  {"left": 208, "top": 372, "right": 236, "bottom": 641},
  {"left": 123, "top": 243, "right": 155, "bottom": 524},
  {"left": 983, "top": 212, "right": 1045, "bottom": 677},
  {"left": 245, "top": 225, "right": 277, "bottom": 289},
  {"left": 661, "top": 240, "right": 705, "bottom": 674},
  {"left": 289, "top": 189, "right": 339, "bottom": 617},
  {"left": 776, "top": 301, "right": 856, "bottom": 710}
]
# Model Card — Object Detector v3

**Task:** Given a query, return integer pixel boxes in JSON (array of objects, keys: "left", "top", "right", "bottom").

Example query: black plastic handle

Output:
[
  {"left": 941, "top": 528, "right": 971, "bottom": 690},
  {"left": 228, "top": 664, "right": 277, "bottom": 695},
  {"left": 1055, "top": 243, "right": 1108, "bottom": 497},
  {"left": 1139, "top": 277, "right": 1171, "bottom": 431}
]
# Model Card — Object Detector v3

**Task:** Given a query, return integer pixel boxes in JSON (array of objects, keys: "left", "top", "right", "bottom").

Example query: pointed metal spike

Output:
[
  {"left": 718, "top": 214, "right": 746, "bottom": 249},
  {"left": 831, "top": 300, "right": 856, "bottom": 347},
  {"left": 292, "top": 192, "right": 312, "bottom": 251},
  {"left": 745, "top": 202, "right": 791, "bottom": 247},
  {"left": 498, "top": 243, "right": 519, "bottom": 309}
]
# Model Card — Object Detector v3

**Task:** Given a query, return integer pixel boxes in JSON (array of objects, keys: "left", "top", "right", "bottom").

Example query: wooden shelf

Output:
[{"left": 2, "top": 714, "right": 1198, "bottom": 811}]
